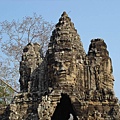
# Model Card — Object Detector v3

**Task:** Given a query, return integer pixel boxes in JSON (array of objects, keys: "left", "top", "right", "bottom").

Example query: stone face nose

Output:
[{"left": 57, "top": 62, "right": 66, "bottom": 75}]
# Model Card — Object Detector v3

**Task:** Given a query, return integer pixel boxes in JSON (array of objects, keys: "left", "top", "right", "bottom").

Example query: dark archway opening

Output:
[{"left": 51, "top": 93, "right": 78, "bottom": 120}]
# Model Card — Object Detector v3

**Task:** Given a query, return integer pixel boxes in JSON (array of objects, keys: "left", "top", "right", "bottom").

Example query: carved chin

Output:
[{"left": 55, "top": 73, "right": 66, "bottom": 79}]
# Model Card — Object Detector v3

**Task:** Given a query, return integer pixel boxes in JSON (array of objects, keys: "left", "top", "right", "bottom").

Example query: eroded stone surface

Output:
[
  {"left": 19, "top": 43, "right": 41, "bottom": 92},
  {"left": 46, "top": 11, "right": 85, "bottom": 91},
  {"left": 19, "top": 43, "right": 47, "bottom": 93},
  {"left": 1, "top": 11, "right": 120, "bottom": 120}
]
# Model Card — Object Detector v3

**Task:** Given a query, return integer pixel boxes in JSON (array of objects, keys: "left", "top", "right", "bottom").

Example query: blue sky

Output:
[{"left": 0, "top": 0, "right": 120, "bottom": 99}]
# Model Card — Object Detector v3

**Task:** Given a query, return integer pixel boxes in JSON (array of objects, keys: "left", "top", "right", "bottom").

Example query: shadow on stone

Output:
[{"left": 0, "top": 105, "right": 10, "bottom": 120}]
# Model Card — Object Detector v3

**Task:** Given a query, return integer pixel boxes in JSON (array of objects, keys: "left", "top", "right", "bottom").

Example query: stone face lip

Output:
[{"left": 1, "top": 12, "right": 120, "bottom": 120}]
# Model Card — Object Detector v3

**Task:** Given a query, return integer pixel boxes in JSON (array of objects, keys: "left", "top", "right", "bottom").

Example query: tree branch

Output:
[{"left": 0, "top": 79, "right": 18, "bottom": 93}]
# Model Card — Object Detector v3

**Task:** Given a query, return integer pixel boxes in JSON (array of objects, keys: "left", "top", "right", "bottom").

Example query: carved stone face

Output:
[
  {"left": 54, "top": 61, "right": 70, "bottom": 75},
  {"left": 53, "top": 52, "right": 78, "bottom": 85}
]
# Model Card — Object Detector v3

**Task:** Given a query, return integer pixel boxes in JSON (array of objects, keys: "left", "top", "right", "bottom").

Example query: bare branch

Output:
[{"left": 0, "top": 13, "right": 54, "bottom": 91}]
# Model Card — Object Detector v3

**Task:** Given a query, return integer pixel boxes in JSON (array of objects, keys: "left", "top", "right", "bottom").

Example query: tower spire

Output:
[{"left": 47, "top": 11, "right": 85, "bottom": 88}]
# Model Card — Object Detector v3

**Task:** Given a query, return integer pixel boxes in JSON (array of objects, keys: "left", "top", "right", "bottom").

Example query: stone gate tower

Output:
[{"left": 1, "top": 12, "right": 120, "bottom": 120}]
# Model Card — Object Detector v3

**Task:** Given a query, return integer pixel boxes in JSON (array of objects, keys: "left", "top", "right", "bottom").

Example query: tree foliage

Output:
[
  {"left": 0, "top": 13, "right": 54, "bottom": 91},
  {"left": 0, "top": 79, "right": 16, "bottom": 105}
]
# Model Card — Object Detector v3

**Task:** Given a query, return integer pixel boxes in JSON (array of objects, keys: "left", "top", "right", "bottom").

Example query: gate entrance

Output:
[{"left": 51, "top": 93, "right": 78, "bottom": 120}]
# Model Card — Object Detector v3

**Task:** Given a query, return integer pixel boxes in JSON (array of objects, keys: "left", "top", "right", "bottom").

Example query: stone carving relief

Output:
[{"left": 1, "top": 12, "right": 120, "bottom": 120}]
